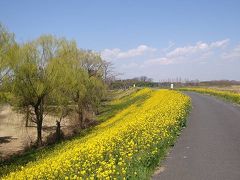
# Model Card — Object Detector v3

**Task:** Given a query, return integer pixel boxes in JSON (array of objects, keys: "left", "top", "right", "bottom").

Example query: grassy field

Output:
[
  {"left": 207, "top": 85, "right": 240, "bottom": 93},
  {"left": 1, "top": 88, "right": 190, "bottom": 179},
  {"left": 180, "top": 87, "right": 240, "bottom": 105}
]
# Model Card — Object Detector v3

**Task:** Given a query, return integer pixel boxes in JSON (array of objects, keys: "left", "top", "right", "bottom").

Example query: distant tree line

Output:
[
  {"left": 198, "top": 80, "right": 240, "bottom": 86},
  {"left": 0, "top": 23, "right": 112, "bottom": 146},
  {"left": 110, "top": 77, "right": 240, "bottom": 90},
  {"left": 110, "top": 76, "right": 159, "bottom": 89}
]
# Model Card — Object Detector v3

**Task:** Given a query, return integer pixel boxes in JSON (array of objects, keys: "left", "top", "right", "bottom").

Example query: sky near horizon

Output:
[{"left": 1, "top": 0, "right": 240, "bottom": 81}]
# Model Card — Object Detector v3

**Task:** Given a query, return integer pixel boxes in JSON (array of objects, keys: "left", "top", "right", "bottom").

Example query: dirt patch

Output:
[
  {"left": 153, "top": 167, "right": 166, "bottom": 176},
  {"left": 0, "top": 105, "right": 78, "bottom": 160}
]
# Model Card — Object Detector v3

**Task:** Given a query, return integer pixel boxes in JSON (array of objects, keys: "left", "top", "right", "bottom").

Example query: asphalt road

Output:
[{"left": 152, "top": 92, "right": 240, "bottom": 180}]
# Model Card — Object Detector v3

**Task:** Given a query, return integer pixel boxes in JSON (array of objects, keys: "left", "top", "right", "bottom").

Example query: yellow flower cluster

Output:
[
  {"left": 181, "top": 87, "right": 240, "bottom": 104},
  {"left": 3, "top": 89, "right": 190, "bottom": 179}
]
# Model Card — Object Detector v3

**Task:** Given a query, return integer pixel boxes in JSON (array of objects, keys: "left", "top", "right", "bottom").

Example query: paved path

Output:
[{"left": 152, "top": 92, "right": 240, "bottom": 180}]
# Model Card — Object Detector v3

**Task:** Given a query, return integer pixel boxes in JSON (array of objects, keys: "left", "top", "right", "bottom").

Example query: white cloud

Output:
[
  {"left": 99, "top": 38, "right": 240, "bottom": 81},
  {"left": 166, "top": 39, "right": 229, "bottom": 58},
  {"left": 121, "top": 62, "right": 139, "bottom": 69},
  {"left": 162, "top": 41, "right": 175, "bottom": 52},
  {"left": 101, "top": 39, "right": 233, "bottom": 80},
  {"left": 222, "top": 44, "right": 240, "bottom": 60},
  {"left": 210, "top": 39, "right": 229, "bottom": 48},
  {"left": 145, "top": 39, "right": 230, "bottom": 65},
  {"left": 166, "top": 42, "right": 208, "bottom": 58},
  {"left": 101, "top": 45, "right": 156, "bottom": 60},
  {"left": 145, "top": 57, "right": 173, "bottom": 65}
]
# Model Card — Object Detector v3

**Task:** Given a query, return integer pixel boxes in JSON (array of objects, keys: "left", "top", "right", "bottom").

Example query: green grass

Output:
[
  {"left": 97, "top": 88, "right": 147, "bottom": 122},
  {"left": 0, "top": 88, "right": 147, "bottom": 178},
  {"left": 126, "top": 124, "right": 189, "bottom": 180}
]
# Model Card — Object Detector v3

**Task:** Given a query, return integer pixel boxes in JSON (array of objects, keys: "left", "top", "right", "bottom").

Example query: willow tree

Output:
[
  {"left": 70, "top": 73, "right": 106, "bottom": 128},
  {"left": 74, "top": 50, "right": 106, "bottom": 128},
  {"left": 58, "top": 43, "right": 89, "bottom": 128},
  {"left": 0, "top": 24, "right": 14, "bottom": 82},
  {"left": 9, "top": 33, "right": 107, "bottom": 144},
  {"left": 57, "top": 45, "right": 106, "bottom": 128},
  {"left": 47, "top": 43, "right": 79, "bottom": 139},
  {"left": 11, "top": 35, "right": 61, "bottom": 146},
  {"left": 0, "top": 23, "right": 18, "bottom": 105}
]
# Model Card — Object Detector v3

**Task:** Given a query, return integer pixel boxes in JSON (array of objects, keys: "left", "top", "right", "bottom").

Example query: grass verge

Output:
[{"left": 179, "top": 87, "right": 240, "bottom": 105}]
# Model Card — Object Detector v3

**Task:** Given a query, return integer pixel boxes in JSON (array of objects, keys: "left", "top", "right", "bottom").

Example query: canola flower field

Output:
[
  {"left": 180, "top": 87, "right": 240, "bottom": 105},
  {"left": 2, "top": 88, "right": 190, "bottom": 180}
]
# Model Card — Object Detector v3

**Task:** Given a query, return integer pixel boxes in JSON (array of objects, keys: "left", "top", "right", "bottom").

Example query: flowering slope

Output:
[
  {"left": 180, "top": 87, "right": 240, "bottom": 105},
  {"left": 3, "top": 89, "right": 190, "bottom": 179}
]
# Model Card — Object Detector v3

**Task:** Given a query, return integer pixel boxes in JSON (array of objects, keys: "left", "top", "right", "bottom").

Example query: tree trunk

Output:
[
  {"left": 80, "top": 110, "right": 84, "bottom": 129},
  {"left": 34, "top": 98, "right": 44, "bottom": 146},
  {"left": 25, "top": 106, "right": 30, "bottom": 127},
  {"left": 25, "top": 108, "right": 29, "bottom": 127},
  {"left": 96, "top": 108, "right": 99, "bottom": 115},
  {"left": 36, "top": 120, "right": 43, "bottom": 146},
  {"left": 78, "top": 105, "right": 85, "bottom": 129},
  {"left": 56, "top": 120, "right": 61, "bottom": 141}
]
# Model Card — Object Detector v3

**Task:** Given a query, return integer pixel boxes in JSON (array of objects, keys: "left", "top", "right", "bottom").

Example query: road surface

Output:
[{"left": 152, "top": 92, "right": 240, "bottom": 180}]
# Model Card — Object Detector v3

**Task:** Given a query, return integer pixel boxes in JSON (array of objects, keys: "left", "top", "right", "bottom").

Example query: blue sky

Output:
[{"left": 1, "top": 0, "right": 240, "bottom": 81}]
